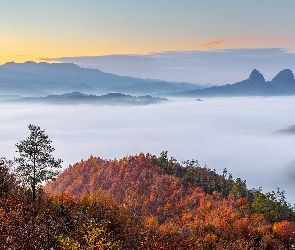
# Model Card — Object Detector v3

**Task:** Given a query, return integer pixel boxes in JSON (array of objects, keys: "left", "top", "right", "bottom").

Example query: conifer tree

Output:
[{"left": 15, "top": 124, "right": 62, "bottom": 202}]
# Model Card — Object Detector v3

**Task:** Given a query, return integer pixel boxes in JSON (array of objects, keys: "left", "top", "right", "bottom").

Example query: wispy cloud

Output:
[
  {"left": 201, "top": 35, "right": 295, "bottom": 48},
  {"left": 201, "top": 37, "right": 231, "bottom": 48},
  {"left": 40, "top": 48, "right": 295, "bottom": 85},
  {"left": 38, "top": 58, "right": 64, "bottom": 64},
  {"left": 237, "top": 35, "right": 295, "bottom": 43}
]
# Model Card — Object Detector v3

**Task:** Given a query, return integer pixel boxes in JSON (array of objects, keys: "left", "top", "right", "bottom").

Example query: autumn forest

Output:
[
  {"left": 3, "top": 0, "right": 295, "bottom": 249},
  {"left": 1, "top": 141, "right": 295, "bottom": 249}
]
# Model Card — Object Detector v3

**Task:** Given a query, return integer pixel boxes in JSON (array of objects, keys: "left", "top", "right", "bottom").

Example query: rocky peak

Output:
[
  {"left": 249, "top": 69, "right": 265, "bottom": 82},
  {"left": 272, "top": 69, "right": 294, "bottom": 82}
]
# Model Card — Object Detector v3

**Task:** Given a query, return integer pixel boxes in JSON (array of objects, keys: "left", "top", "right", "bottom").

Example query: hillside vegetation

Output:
[
  {"left": 41, "top": 152, "right": 295, "bottom": 249},
  {"left": 0, "top": 150, "right": 295, "bottom": 249},
  {"left": 1, "top": 151, "right": 295, "bottom": 249}
]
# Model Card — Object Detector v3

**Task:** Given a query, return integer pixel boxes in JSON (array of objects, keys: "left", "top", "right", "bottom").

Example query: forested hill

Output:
[
  {"left": 4, "top": 92, "right": 168, "bottom": 105},
  {"left": 46, "top": 152, "right": 294, "bottom": 224},
  {"left": 3, "top": 152, "right": 295, "bottom": 248},
  {"left": 47, "top": 153, "right": 219, "bottom": 222}
]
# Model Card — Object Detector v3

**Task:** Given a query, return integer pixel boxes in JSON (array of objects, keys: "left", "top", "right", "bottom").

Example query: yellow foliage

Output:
[
  {"left": 145, "top": 216, "right": 158, "bottom": 228},
  {"left": 158, "top": 221, "right": 178, "bottom": 234}
]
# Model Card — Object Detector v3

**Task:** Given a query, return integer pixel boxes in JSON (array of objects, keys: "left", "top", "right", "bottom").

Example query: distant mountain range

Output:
[
  {"left": 0, "top": 61, "right": 207, "bottom": 97},
  {"left": 1, "top": 62, "right": 294, "bottom": 98},
  {"left": 175, "top": 69, "right": 295, "bottom": 97},
  {"left": 2, "top": 91, "right": 168, "bottom": 105}
]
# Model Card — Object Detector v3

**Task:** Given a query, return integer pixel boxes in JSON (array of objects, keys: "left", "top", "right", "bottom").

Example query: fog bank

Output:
[{"left": 1, "top": 97, "right": 295, "bottom": 203}]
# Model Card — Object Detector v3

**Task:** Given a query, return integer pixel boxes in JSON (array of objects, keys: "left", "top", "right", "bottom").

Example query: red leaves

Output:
[
  {"left": 43, "top": 153, "right": 295, "bottom": 249},
  {"left": 273, "top": 220, "right": 295, "bottom": 245}
]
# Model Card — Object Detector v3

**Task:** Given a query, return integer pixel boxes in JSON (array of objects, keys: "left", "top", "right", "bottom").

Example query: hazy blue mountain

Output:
[
  {"left": 0, "top": 61, "right": 205, "bottom": 96},
  {"left": 272, "top": 69, "right": 294, "bottom": 82},
  {"left": 277, "top": 125, "right": 295, "bottom": 134},
  {"left": 175, "top": 69, "right": 295, "bottom": 97},
  {"left": 3, "top": 91, "right": 169, "bottom": 105}
]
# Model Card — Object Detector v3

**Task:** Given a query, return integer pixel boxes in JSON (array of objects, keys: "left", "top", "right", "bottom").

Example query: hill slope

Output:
[
  {"left": 0, "top": 61, "right": 203, "bottom": 96},
  {"left": 44, "top": 152, "right": 295, "bottom": 248},
  {"left": 46, "top": 152, "right": 293, "bottom": 222},
  {"left": 46, "top": 153, "right": 207, "bottom": 222}
]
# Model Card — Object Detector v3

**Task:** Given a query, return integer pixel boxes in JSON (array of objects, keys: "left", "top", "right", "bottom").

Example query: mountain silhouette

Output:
[
  {"left": 1, "top": 62, "right": 294, "bottom": 97},
  {"left": 176, "top": 69, "right": 295, "bottom": 97},
  {"left": 0, "top": 61, "right": 204, "bottom": 97},
  {"left": 272, "top": 69, "right": 294, "bottom": 83},
  {"left": 3, "top": 91, "right": 169, "bottom": 105},
  {"left": 248, "top": 69, "right": 265, "bottom": 82}
]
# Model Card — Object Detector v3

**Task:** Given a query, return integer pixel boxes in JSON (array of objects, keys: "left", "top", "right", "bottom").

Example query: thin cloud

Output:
[
  {"left": 201, "top": 37, "right": 231, "bottom": 48},
  {"left": 237, "top": 35, "right": 295, "bottom": 42},
  {"left": 201, "top": 35, "right": 295, "bottom": 49},
  {"left": 38, "top": 58, "right": 64, "bottom": 64},
  {"left": 40, "top": 48, "right": 295, "bottom": 85},
  {"left": 38, "top": 58, "right": 56, "bottom": 61}
]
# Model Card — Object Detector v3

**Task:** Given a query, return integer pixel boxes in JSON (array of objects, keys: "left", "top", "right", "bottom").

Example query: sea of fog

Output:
[{"left": 1, "top": 97, "right": 295, "bottom": 203}]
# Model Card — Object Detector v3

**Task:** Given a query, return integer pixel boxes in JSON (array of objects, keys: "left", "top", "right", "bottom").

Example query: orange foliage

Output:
[
  {"left": 43, "top": 153, "right": 295, "bottom": 249},
  {"left": 273, "top": 220, "right": 295, "bottom": 245},
  {"left": 46, "top": 153, "right": 205, "bottom": 223}
]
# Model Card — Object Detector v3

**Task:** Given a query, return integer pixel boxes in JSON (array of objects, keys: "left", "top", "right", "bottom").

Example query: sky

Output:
[{"left": 1, "top": 1, "right": 295, "bottom": 83}]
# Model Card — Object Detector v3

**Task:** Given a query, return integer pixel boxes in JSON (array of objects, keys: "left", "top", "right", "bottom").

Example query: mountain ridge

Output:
[
  {"left": 1, "top": 62, "right": 295, "bottom": 97},
  {"left": 0, "top": 61, "right": 205, "bottom": 97},
  {"left": 175, "top": 68, "right": 295, "bottom": 97},
  {"left": 2, "top": 91, "right": 169, "bottom": 105}
]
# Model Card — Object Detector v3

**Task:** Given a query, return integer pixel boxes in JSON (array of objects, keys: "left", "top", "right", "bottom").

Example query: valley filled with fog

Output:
[{"left": 1, "top": 96, "right": 295, "bottom": 203}]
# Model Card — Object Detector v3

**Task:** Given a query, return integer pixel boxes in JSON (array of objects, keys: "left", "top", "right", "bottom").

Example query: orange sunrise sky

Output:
[{"left": 1, "top": 0, "right": 295, "bottom": 65}]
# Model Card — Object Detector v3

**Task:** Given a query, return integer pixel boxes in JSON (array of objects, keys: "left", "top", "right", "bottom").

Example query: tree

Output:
[
  {"left": 15, "top": 124, "right": 62, "bottom": 202},
  {"left": 0, "top": 157, "right": 16, "bottom": 198}
]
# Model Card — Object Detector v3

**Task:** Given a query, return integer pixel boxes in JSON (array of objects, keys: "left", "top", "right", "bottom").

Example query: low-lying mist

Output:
[{"left": 1, "top": 97, "right": 295, "bottom": 203}]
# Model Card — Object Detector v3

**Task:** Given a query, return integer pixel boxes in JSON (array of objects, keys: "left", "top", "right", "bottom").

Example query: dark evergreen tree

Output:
[{"left": 15, "top": 124, "right": 62, "bottom": 202}]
